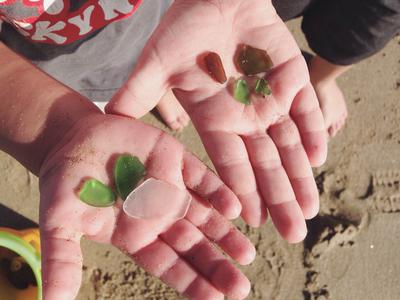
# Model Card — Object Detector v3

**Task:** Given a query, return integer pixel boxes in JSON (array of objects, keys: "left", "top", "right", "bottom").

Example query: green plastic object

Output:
[
  {"left": 234, "top": 79, "right": 250, "bottom": 105},
  {"left": 79, "top": 179, "right": 116, "bottom": 207},
  {"left": 0, "top": 231, "right": 42, "bottom": 300},
  {"left": 114, "top": 155, "right": 146, "bottom": 200},
  {"left": 255, "top": 78, "right": 272, "bottom": 97}
]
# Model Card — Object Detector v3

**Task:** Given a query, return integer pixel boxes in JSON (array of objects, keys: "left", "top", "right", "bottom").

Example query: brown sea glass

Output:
[
  {"left": 237, "top": 45, "right": 273, "bottom": 76},
  {"left": 204, "top": 52, "right": 227, "bottom": 84}
]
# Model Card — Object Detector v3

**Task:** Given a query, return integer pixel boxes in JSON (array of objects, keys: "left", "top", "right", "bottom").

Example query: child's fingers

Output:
[
  {"left": 185, "top": 193, "right": 256, "bottom": 265},
  {"left": 182, "top": 276, "right": 224, "bottom": 300},
  {"left": 182, "top": 152, "right": 242, "bottom": 220},
  {"left": 268, "top": 117, "right": 320, "bottom": 220},
  {"left": 40, "top": 228, "right": 83, "bottom": 300},
  {"left": 111, "top": 180, "right": 250, "bottom": 300},
  {"left": 105, "top": 45, "right": 169, "bottom": 119},
  {"left": 160, "top": 219, "right": 251, "bottom": 300},
  {"left": 290, "top": 83, "right": 328, "bottom": 167},
  {"left": 112, "top": 213, "right": 224, "bottom": 299},
  {"left": 112, "top": 193, "right": 252, "bottom": 299},
  {"left": 133, "top": 239, "right": 224, "bottom": 300},
  {"left": 199, "top": 130, "right": 267, "bottom": 227},
  {"left": 243, "top": 132, "right": 307, "bottom": 243}
]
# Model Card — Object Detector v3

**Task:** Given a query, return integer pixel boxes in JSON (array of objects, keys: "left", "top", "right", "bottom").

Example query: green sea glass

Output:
[
  {"left": 79, "top": 179, "right": 116, "bottom": 207},
  {"left": 234, "top": 79, "right": 250, "bottom": 105},
  {"left": 255, "top": 78, "right": 272, "bottom": 97},
  {"left": 114, "top": 155, "right": 146, "bottom": 200}
]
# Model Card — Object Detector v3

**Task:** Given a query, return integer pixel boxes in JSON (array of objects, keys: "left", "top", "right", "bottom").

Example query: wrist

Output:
[
  {"left": 0, "top": 43, "right": 101, "bottom": 175},
  {"left": 35, "top": 94, "right": 101, "bottom": 176},
  {"left": 1, "top": 89, "right": 101, "bottom": 175}
]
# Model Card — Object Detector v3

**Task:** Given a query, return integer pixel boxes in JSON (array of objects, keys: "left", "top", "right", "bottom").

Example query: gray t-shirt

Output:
[{"left": 0, "top": 0, "right": 173, "bottom": 102}]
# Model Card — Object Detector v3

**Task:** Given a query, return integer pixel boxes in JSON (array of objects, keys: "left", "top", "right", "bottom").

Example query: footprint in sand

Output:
[{"left": 303, "top": 214, "right": 362, "bottom": 300}]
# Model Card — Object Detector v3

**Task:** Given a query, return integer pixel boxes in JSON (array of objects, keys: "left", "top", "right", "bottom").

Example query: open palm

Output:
[
  {"left": 39, "top": 113, "right": 254, "bottom": 300},
  {"left": 106, "top": 0, "right": 327, "bottom": 242}
]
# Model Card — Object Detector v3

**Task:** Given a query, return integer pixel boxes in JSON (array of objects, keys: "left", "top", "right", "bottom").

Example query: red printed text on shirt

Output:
[{"left": 0, "top": 0, "right": 143, "bottom": 44}]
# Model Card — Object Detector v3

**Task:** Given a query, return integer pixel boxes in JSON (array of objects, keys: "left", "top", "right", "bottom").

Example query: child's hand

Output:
[
  {"left": 39, "top": 114, "right": 254, "bottom": 300},
  {"left": 106, "top": 0, "right": 328, "bottom": 241}
]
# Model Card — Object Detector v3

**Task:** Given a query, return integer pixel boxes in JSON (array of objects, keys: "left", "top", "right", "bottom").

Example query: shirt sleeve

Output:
[{"left": 301, "top": 0, "right": 400, "bottom": 65}]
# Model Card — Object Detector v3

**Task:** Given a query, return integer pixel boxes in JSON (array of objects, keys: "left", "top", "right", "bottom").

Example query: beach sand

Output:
[{"left": 1, "top": 19, "right": 399, "bottom": 299}]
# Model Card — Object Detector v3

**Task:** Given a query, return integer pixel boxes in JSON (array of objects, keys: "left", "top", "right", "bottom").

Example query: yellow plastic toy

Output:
[{"left": 0, "top": 227, "right": 42, "bottom": 300}]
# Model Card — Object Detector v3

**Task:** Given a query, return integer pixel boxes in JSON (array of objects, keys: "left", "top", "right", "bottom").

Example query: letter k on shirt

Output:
[{"left": 0, "top": 0, "right": 142, "bottom": 44}]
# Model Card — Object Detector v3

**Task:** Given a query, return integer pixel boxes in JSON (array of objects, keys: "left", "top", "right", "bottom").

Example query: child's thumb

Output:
[
  {"left": 105, "top": 53, "right": 169, "bottom": 118},
  {"left": 40, "top": 228, "right": 83, "bottom": 300}
]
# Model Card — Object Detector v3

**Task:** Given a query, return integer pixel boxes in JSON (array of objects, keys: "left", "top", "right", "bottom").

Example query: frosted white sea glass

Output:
[{"left": 123, "top": 178, "right": 192, "bottom": 221}]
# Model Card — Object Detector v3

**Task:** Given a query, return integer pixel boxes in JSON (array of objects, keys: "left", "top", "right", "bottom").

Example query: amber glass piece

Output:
[
  {"left": 204, "top": 52, "right": 227, "bottom": 84},
  {"left": 237, "top": 45, "right": 273, "bottom": 76}
]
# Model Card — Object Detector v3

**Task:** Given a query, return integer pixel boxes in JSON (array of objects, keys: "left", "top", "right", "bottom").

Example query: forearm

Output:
[{"left": 0, "top": 42, "right": 101, "bottom": 175}]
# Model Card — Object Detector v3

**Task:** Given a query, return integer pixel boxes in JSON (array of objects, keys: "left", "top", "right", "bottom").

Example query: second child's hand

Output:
[
  {"left": 106, "top": 0, "right": 328, "bottom": 242},
  {"left": 39, "top": 114, "right": 254, "bottom": 300}
]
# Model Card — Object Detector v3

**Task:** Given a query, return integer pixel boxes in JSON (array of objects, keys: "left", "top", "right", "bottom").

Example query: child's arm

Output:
[
  {"left": 0, "top": 42, "right": 253, "bottom": 300},
  {"left": 0, "top": 41, "right": 99, "bottom": 175}
]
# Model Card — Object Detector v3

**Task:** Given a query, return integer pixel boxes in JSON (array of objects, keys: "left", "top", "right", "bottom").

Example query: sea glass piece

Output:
[
  {"left": 114, "top": 154, "right": 146, "bottom": 200},
  {"left": 234, "top": 79, "right": 250, "bottom": 105},
  {"left": 123, "top": 178, "right": 192, "bottom": 221},
  {"left": 237, "top": 45, "right": 273, "bottom": 76},
  {"left": 204, "top": 52, "right": 227, "bottom": 84},
  {"left": 255, "top": 78, "right": 272, "bottom": 97},
  {"left": 79, "top": 179, "right": 116, "bottom": 207}
]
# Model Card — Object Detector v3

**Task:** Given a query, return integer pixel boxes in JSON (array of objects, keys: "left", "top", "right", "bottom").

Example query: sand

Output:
[{"left": 1, "top": 19, "right": 399, "bottom": 300}]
